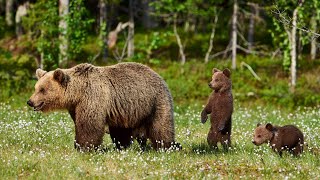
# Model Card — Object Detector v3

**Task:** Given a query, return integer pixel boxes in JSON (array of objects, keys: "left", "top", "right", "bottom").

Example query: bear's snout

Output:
[
  {"left": 252, "top": 140, "right": 257, "bottom": 145},
  {"left": 27, "top": 100, "right": 34, "bottom": 107},
  {"left": 208, "top": 83, "right": 212, "bottom": 88}
]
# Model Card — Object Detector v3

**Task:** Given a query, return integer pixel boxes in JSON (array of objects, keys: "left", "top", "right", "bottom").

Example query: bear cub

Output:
[
  {"left": 253, "top": 123, "right": 304, "bottom": 156},
  {"left": 201, "top": 68, "right": 233, "bottom": 150}
]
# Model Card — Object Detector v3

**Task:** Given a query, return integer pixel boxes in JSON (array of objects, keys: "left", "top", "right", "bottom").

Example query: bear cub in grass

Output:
[
  {"left": 201, "top": 68, "right": 233, "bottom": 150},
  {"left": 27, "top": 62, "right": 180, "bottom": 151},
  {"left": 253, "top": 123, "right": 304, "bottom": 156}
]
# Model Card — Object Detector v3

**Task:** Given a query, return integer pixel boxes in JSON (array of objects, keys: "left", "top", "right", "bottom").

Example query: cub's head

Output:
[
  {"left": 27, "top": 68, "right": 70, "bottom": 112},
  {"left": 252, "top": 123, "right": 274, "bottom": 146},
  {"left": 208, "top": 68, "right": 231, "bottom": 92}
]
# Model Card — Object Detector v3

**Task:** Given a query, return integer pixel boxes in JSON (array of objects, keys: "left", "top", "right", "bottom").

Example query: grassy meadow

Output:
[{"left": 0, "top": 96, "right": 319, "bottom": 179}]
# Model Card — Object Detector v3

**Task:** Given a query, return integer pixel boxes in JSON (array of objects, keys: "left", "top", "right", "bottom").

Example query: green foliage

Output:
[
  {"left": 0, "top": 48, "right": 35, "bottom": 100},
  {"left": 66, "top": 0, "right": 94, "bottom": 60},
  {"left": 0, "top": 16, "right": 6, "bottom": 39},
  {"left": 270, "top": 0, "right": 320, "bottom": 70},
  {"left": 132, "top": 31, "right": 173, "bottom": 63},
  {"left": 151, "top": 0, "right": 187, "bottom": 16},
  {"left": 22, "top": 0, "right": 93, "bottom": 67},
  {"left": 23, "top": 0, "right": 60, "bottom": 69}
]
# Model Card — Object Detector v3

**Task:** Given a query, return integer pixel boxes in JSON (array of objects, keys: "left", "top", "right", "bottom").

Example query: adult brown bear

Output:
[{"left": 27, "top": 63, "right": 179, "bottom": 151}]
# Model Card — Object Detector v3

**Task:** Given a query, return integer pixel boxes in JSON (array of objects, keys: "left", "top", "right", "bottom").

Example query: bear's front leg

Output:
[
  {"left": 201, "top": 109, "right": 209, "bottom": 124},
  {"left": 218, "top": 116, "right": 232, "bottom": 135},
  {"left": 74, "top": 111, "right": 106, "bottom": 151},
  {"left": 74, "top": 124, "right": 105, "bottom": 151},
  {"left": 271, "top": 145, "right": 283, "bottom": 157}
]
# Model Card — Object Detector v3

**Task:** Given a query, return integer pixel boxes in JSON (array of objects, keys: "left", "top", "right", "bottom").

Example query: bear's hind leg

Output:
[
  {"left": 109, "top": 127, "right": 133, "bottom": 150},
  {"left": 207, "top": 130, "right": 218, "bottom": 149},
  {"left": 136, "top": 137, "right": 147, "bottom": 151},
  {"left": 292, "top": 144, "right": 303, "bottom": 156},
  {"left": 221, "top": 133, "right": 231, "bottom": 151},
  {"left": 147, "top": 106, "right": 175, "bottom": 150}
]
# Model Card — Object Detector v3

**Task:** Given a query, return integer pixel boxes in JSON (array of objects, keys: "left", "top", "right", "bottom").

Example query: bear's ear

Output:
[
  {"left": 266, "top": 123, "right": 273, "bottom": 131},
  {"left": 212, "top": 68, "right": 220, "bottom": 74},
  {"left": 223, "top": 68, "right": 231, "bottom": 78},
  {"left": 53, "top": 69, "right": 70, "bottom": 87},
  {"left": 36, "top": 69, "right": 47, "bottom": 79},
  {"left": 256, "top": 123, "right": 261, "bottom": 127}
]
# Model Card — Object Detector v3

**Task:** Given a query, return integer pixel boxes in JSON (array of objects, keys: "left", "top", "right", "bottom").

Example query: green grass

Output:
[{"left": 0, "top": 98, "right": 319, "bottom": 179}]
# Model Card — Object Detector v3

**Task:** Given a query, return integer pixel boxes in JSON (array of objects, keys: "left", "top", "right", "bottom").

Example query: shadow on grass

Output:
[{"left": 189, "top": 142, "right": 232, "bottom": 155}]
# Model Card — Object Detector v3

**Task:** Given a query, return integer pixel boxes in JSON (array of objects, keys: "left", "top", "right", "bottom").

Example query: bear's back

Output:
[
  {"left": 277, "top": 125, "right": 304, "bottom": 148},
  {"left": 95, "top": 62, "right": 173, "bottom": 128}
]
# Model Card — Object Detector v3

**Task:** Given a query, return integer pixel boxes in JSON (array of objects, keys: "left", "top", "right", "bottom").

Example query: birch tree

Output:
[
  {"left": 247, "top": 2, "right": 259, "bottom": 52},
  {"left": 271, "top": 0, "right": 316, "bottom": 93},
  {"left": 127, "top": 0, "right": 135, "bottom": 58},
  {"left": 5, "top": 0, "right": 14, "bottom": 26},
  {"left": 310, "top": 13, "right": 317, "bottom": 60},
  {"left": 59, "top": 0, "right": 69, "bottom": 64},
  {"left": 99, "top": 0, "right": 108, "bottom": 61},
  {"left": 288, "top": 1, "right": 303, "bottom": 93},
  {"left": 231, "top": 0, "right": 238, "bottom": 70}
]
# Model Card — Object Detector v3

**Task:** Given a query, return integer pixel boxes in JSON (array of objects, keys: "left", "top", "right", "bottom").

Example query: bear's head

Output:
[
  {"left": 252, "top": 123, "right": 274, "bottom": 145},
  {"left": 27, "top": 68, "right": 70, "bottom": 112},
  {"left": 208, "top": 68, "right": 231, "bottom": 92}
]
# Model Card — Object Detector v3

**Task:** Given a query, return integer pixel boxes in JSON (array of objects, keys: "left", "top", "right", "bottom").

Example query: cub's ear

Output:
[
  {"left": 36, "top": 69, "right": 47, "bottom": 79},
  {"left": 256, "top": 123, "right": 261, "bottom": 127},
  {"left": 53, "top": 69, "right": 70, "bottom": 87},
  {"left": 266, "top": 123, "right": 273, "bottom": 131},
  {"left": 223, "top": 68, "right": 231, "bottom": 78},
  {"left": 212, "top": 68, "right": 220, "bottom": 74}
]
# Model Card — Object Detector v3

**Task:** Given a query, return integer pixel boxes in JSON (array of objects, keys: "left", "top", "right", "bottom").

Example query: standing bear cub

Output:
[
  {"left": 27, "top": 62, "right": 179, "bottom": 151},
  {"left": 253, "top": 123, "right": 304, "bottom": 156},
  {"left": 201, "top": 68, "right": 233, "bottom": 150}
]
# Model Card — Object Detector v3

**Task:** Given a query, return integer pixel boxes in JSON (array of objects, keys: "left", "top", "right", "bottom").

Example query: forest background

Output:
[
  {"left": 0, "top": 1, "right": 320, "bottom": 179},
  {"left": 1, "top": 0, "right": 320, "bottom": 108}
]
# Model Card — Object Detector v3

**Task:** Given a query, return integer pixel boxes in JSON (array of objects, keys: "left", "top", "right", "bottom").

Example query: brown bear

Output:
[
  {"left": 252, "top": 123, "right": 304, "bottom": 156},
  {"left": 27, "top": 62, "right": 180, "bottom": 151},
  {"left": 201, "top": 68, "right": 233, "bottom": 150}
]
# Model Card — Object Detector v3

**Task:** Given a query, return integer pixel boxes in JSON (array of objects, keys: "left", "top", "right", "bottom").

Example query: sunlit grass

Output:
[{"left": 0, "top": 100, "right": 319, "bottom": 179}]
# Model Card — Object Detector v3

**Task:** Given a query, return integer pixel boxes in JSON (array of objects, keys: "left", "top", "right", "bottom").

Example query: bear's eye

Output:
[
  {"left": 215, "top": 79, "right": 219, "bottom": 82},
  {"left": 257, "top": 135, "right": 261, "bottom": 138},
  {"left": 39, "top": 88, "right": 46, "bottom": 93}
]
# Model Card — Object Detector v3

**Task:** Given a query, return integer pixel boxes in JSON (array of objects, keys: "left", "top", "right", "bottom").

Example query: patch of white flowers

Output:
[{"left": 0, "top": 102, "right": 319, "bottom": 178}]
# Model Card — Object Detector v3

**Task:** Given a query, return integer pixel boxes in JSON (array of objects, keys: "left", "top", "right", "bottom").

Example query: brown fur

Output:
[
  {"left": 253, "top": 123, "right": 304, "bottom": 156},
  {"left": 201, "top": 68, "right": 233, "bottom": 150},
  {"left": 28, "top": 63, "right": 179, "bottom": 151}
]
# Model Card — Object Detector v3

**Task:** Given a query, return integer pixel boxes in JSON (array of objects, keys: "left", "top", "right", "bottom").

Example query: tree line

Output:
[{"left": 1, "top": 0, "right": 320, "bottom": 93}]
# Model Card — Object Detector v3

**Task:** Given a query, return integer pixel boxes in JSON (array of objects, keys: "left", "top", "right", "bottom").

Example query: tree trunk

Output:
[
  {"left": 5, "top": 0, "right": 14, "bottom": 26},
  {"left": 15, "top": 2, "right": 29, "bottom": 38},
  {"left": 204, "top": 15, "right": 219, "bottom": 63},
  {"left": 310, "top": 13, "right": 317, "bottom": 60},
  {"left": 289, "top": 1, "right": 304, "bottom": 93},
  {"left": 142, "top": 0, "right": 155, "bottom": 28},
  {"left": 173, "top": 13, "right": 186, "bottom": 65},
  {"left": 231, "top": 0, "right": 238, "bottom": 70},
  {"left": 248, "top": 3, "right": 258, "bottom": 52},
  {"left": 99, "top": 0, "right": 108, "bottom": 61},
  {"left": 0, "top": 0, "right": 5, "bottom": 14},
  {"left": 127, "top": 0, "right": 134, "bottom": 58},
  {"left": 59, "top": 0, "right": 69, "bottom": 66}
]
